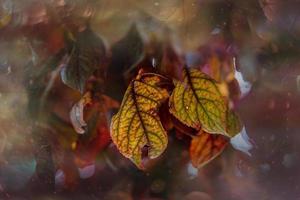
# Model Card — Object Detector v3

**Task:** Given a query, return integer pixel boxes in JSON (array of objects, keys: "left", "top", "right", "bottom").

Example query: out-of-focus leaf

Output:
[
  {"left": 110, "top": 74, "right": 169, "bottom": 169},
  {"left": 0, "top": 0, "right": 12, "bottom": 29},
  {"left": 61, "top": 27, "right": 106, "bottom": 93},
  {"left": 258, "top": 38, "right": 300, "bottom": 70},
  {"left": 70, "top": 91, "right": 119, "bottom": 135},
  {"left": 201, "top": 48, "right": 244, "bottom": 100},
  {"left": 105, "top": 24, "right": 144, "bottom": 101},
  {"left": 114, "top": 23, "right": 144, "bottom": 63},
  {"left": 24, "top": 49, "right": 67, "bottom": 119},
  {"left": 160, "top": 42, "right": 183, "bottom": 79},
  {"left": 209, "top": 55, "right": 222, "bottom": 81},
  {"left": 75, "top": 119, "right": 111, "bottom": 167},
  {"left": 125, "top": 34, "right": 164, "bottom": 76},
  {"left": 0, "top": 12, "right": 11, "bottom": 29},
  {"left": 45, "top": 27, "right": 66, "bottom": 54},
  {"left": 0, "top": 157, "right": 36, "bottom": 190},
  {"left": 190, "top": 130, "right": 228, "bottom": 169},
  {"left": 169, "top": 67, "right": 229, "bottom": 136},
  {"left": 74, "top": 95, "right": 118, "bottom": 167}
]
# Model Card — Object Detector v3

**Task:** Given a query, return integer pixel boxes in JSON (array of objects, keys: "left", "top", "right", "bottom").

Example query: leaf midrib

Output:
[
  {"left": 184, "top": 68, "right": 222, "bottom": 132},
  {"left": 131, "top": 80, "right": 151, "bottom": 146}
]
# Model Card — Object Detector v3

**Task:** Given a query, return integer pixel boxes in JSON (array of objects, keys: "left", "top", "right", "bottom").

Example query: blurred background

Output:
[{"left": 0, "top": 0, "right": 300, "bottom": 199}]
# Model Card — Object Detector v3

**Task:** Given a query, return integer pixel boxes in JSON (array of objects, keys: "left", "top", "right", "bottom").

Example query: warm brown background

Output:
[{"left": 0, "top": 0, "right": 300, "bottom": 199}]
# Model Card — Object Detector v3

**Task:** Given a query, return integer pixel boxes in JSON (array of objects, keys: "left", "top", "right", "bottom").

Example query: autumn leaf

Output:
[
  {"left": 208, "top": 55, "right": 243, "bottom": 101},
  {"left": 110, "top": 74, "right": 169, "bottom": 169},
  {"left": 226, "top": 109, "right": 242, "bottom": 137},
  {"left": 70, "top": 91, "right": 119, "bottom": 134},
  {"left": 70, "top": 92, "right": 93, "bottom": 134},
  {"left": 190, "top": 130, "right": 228, "bottom": 168},
  {"left": 68, "top": 90, "right": 119, "bottom": 167},
  {"left": 169, "top": 67, "right": 229, "bottom": 136},
  {"left": 74, "top": 94, "right": 119, "bottom": 167},
  {"left": 61, "top": 27, "right": 106, "bottom": 93}
]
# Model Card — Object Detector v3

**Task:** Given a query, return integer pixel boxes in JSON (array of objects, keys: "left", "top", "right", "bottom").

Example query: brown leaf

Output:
[{"left": 190, "top": 130, "right": 228, "bottom": 168}]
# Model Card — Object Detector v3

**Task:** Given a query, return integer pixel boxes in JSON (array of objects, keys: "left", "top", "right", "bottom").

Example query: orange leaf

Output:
[{"left": 190, "top": 131, "right": 228, "bottom": 168}]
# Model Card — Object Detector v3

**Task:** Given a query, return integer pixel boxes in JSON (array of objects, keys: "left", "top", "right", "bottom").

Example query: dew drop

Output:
[
  {"left": 286, "top": 101, "right": 290, "bottom": 109},
  {"left": 282, "top": 153, "right": 296, "bottom": 168},
  {"left": 151, "top": 179, "right": 166, "bottom": 193},
  {"left": 260, "top": 163, "right": 271, "bottom": 172}
]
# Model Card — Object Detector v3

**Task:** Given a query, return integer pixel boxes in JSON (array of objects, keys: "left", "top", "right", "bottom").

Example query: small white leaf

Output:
[
  {"left": 55, "top": 169, "right": 65, "bottom": 187},
  {"left": 230, "top": 126, "right": 253, "bottom": 156},
  {"left": 70, "top": 92, "right": 91, "bottom": 134},
  {"left": 187, "top": 162, "right": 198, "bottom": 179},
  {"left": 70, "top": 102, "right": 86, "bottom": 134},
  {"left": 233, "top": 57, "right": 252, "bottom": 98},
  {"left": 78, "top": 164, "right": 95, "bottom": 179}
]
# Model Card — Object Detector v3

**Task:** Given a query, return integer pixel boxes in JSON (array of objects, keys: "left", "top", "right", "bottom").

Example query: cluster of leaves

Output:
[
  {"left": 110, "top": 67, "right": 242, "bottom": 169},
  {"left": 53, "top": 23, "right": 243, "bottom": 171},
  {"left": 20, "top": 15, "right": 242, "bottom": 183}
]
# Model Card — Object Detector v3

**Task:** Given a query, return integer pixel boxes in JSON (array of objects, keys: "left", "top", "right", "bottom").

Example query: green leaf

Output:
[
  {"left": 226, "top": 109, "right": 242, "bottom": 137},
  {"left": 169, "top": 68, "right": 229, "bottom": 136},
  {"left": 61, "top": 28, "right": 106, "bottom": 93}
]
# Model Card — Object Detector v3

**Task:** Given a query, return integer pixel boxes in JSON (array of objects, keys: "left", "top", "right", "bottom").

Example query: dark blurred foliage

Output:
[{"left": 0, "top": 0, "right": 300, "bottom": 199}]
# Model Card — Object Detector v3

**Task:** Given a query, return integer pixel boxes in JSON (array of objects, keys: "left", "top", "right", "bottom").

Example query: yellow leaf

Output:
[
  {"left": 110, "top": 75, "right": 169, "bottom": 169},
  {"left": 169, "top": 68, "right": 228, "bottom": 136},
  {"left": 190, "top": 130, "right": 228, "bottom": 168}
]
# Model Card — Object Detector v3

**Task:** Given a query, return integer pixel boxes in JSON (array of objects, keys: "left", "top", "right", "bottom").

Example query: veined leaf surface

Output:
[
  {"left": 110, "top": 75, "right": 169, "bottom": 169},
  {"left": 190, "top": 130, "right": 228, "bottom": 168},
  {"left": 226, "top": 110, "right": 242, "bottom": 137},
  {"left": 169, "top": 68, "right": 228, "bottom": 136},
  {"left": 62, "top": 28, "right": 106, "bottom": 93}
]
